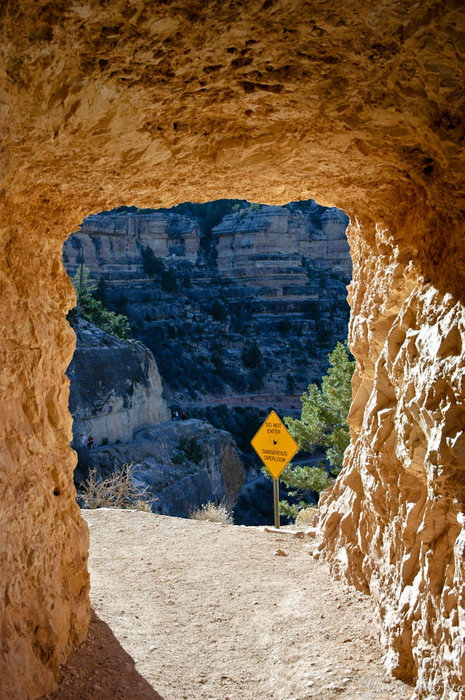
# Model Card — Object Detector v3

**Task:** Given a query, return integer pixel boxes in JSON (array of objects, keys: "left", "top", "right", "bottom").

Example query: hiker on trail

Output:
[
  {"left": 181, "top": 410, "right": 186, "bottom": 421},
  {"left": 80, "top": 433, "right": 87, "bottom": 448},
  {"left": 87, "top": 435, "right": 94, "bottom": 449}
]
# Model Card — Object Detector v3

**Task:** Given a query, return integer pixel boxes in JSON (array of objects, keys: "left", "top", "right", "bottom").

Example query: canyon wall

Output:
[
  {"left": 1, "top": 1, "right": 465, "bottom": 698},
  {"left": 214, "top": 205, "right": 350, "bottom": 284},
  {"left": 318, "top": 221, "right": 465, "bottom": 697},
  {"left": 63, "top": 203, "right": 350, "bottom": 407},
  {"left": 79, "top": 419, "right": 245, "bottom": 518}
]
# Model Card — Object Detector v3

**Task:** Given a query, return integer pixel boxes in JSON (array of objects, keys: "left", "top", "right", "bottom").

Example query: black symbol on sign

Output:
[{"left": 273, "top": 439, "right": 277, "bottom": 445}]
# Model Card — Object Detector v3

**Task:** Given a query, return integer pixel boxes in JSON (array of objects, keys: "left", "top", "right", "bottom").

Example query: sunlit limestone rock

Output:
[
  {"left": 65, "top": 211, "right": 202, "bottom": 277},
  {"left": 213, "top": 205, "right": 350, "bottom": 286}
]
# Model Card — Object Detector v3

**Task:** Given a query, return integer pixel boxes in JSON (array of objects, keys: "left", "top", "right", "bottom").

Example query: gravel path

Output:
[{"left": 48, "top": 509, "right": 411, "bottom": 700}]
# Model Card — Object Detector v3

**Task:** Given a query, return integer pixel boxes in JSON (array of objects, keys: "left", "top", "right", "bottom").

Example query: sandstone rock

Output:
[
  {"left": 2, "top": 1, "right": 465, "bottom": 698},
  {"left": 68, "top": 318, "right": 170, "bottom": 447}
]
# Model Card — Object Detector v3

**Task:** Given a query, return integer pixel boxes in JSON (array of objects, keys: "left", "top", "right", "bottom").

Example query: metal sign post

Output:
[
  {"left": 250, "top": 410, "right": 299, "bottom": 529},
  {"left": 273, "top": 477, "right": 280, "bottom": 529}
]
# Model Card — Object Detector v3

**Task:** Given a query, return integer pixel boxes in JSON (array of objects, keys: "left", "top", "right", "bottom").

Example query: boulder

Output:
[{"left": 68, "top": 318, "right": 170, "bottom": 447}]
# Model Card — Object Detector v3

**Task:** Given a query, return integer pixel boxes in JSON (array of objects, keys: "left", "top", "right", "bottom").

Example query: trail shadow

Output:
[{"left": 45, "top": 609, "right": 165, "bottom": 699}]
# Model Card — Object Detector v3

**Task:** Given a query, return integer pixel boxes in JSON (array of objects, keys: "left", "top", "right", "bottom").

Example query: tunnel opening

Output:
[{"left": 62, "top": 197, "right": 352, "bottom": 526}]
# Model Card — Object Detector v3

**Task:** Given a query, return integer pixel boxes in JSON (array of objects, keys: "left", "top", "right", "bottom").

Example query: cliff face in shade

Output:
[
  {"left": 79, "top": 419, "right": 245, "bottom": 517},
  {"left": 67, "top": 319, "right": 170, "bottom": 447},
  {"left": 1, "top": 1, "right": 465, "bottom": 699}
]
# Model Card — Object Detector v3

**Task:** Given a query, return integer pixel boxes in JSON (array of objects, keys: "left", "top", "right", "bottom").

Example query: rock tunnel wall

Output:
[{"left": 0, "top": 1, "right": 464, "bottom": 698}]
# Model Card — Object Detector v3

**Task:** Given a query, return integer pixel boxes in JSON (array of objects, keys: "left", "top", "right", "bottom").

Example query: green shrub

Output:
[
  {"left": 278, "top": 318, "right": 292, "bottom": 335},
  {"left": 178, "top": 437, "right": 202, "bottom": 464},
  {"left": 286, "top": 373, "right": 296, "bottom": 393},
  {"left": 161, "top": 268, "right": 178, "bottom": 293},
  {"left": 211, "top": 300, "right": 228, "bottom": 322},
  {"left": 285, "top": 341, "right": 355, "bottom": 468},
  {"left": 268, "top": 341, "right": 355, "bottom": 521}
]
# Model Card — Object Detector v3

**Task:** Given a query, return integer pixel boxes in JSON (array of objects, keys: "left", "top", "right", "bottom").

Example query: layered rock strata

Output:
[
  {"left": 68, "top": 319, "right": 170, "bottom": 447},
  {"left": 2, "top": 1, "right": 465, "bottom": 698},
  {"left": 63, "top": 202, "right": 350, "bottom": 404},
  {"left": 214, "top": 205, "right": 350, "bottom": 284}
]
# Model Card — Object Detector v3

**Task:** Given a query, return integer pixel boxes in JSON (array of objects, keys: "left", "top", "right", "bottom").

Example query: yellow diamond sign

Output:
[{"left": 251, "top": 410, "right": 299, "bottom": 479}]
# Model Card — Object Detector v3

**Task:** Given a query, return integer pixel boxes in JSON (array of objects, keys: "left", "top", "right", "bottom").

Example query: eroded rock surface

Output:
[
  {"left": 1, "top": 1, "right": 465, "bottom": 698},
  {"left": 319, "top": 225, "right": 465, "bottom": 698}
]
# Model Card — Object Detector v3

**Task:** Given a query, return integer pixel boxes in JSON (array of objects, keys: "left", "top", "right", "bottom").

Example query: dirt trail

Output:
[{"left": 48, "top": 509, "right": 412, "bottom": 700}]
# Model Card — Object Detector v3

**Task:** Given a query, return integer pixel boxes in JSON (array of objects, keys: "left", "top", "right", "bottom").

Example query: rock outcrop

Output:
[
  {"left": 80, "top": 419, "right": 245, "bottom": 517},
  {"left": 2, "top": 2, "right": 465, "bottom": 698},
  {"left": 68, "top": 318, "right": 170, "bottom": 447},
  {"left": 318, "top": 227, "right": 465, "bottom": 697}
]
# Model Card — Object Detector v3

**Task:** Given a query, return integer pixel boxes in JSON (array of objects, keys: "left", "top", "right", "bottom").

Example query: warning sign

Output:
[{"left": 251, "top": 410, "right": 299, "bottom": 479}]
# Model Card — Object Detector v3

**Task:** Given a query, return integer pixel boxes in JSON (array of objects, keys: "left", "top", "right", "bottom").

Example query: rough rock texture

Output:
[
  {"left": 79, "top": 419, "right": 245, "bottom": 517},
  {"left": 68, "top": 319, "right": 170, "bottom": 447},
  {"left": 65, "top": 210, "right": 202, "bottom": 272},
  {"left": 318, "top": 226, "right": 465, "bottom": 698},
  {"left": 1, "top": 1, "right": 465, "bottom": 698}
]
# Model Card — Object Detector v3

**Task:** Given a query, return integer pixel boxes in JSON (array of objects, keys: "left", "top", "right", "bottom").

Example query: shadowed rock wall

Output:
[{"left": 1, "top": 1, "right": 465, "bottom": 698}]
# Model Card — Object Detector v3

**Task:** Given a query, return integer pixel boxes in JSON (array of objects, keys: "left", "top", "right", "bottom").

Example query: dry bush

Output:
[
  {"left": 80, "top": 463, "right": 154, "bottom": 512},
  {"left": 189, "top": 500, "right": 233, "bottom": 525}
]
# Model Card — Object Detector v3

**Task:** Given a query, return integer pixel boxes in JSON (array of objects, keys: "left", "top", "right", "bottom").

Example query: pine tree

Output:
[
  {"left": 285, "top": 341, "right": 355, "bottom": 467},
  {"left": 275, "top": 341, "right": 355, "bottom": 520},
  {"left": 71, "top": 264, "right": 130, "bottom": 340}
]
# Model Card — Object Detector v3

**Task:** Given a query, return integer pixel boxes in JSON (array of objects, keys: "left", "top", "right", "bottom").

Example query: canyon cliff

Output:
[
  {"left": 63, "top": 201, "right": 350, "bottom": 408},
  {"left": 1, "top": 2, "right": 465, "bottom": 699},
  {"left": 79, "top": 419, "right": 244, "bottom": 518},
  {"left": 68, "top": 318, "right": 243, "bottom": 517}
]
